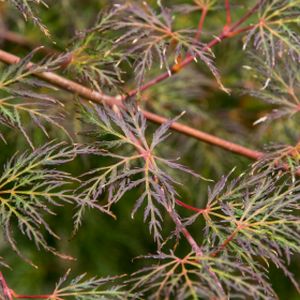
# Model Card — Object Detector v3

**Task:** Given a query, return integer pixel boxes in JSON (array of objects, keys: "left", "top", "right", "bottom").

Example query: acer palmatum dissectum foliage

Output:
[
  {"left": 244, "top": 0, "right": 300, "bottom": 67},
  {"left": 75, "top": 101, "right": 202, "bottom": 244},
  {"left": 127, "top": 252, "right": 275, "bottom": 299},
  {"left": 0, "top": 0, "right": 299, "bottom": 298},
  {"left": 8, "top": 0, "right": 50, "bottom": 37},
  {"left": 109, "top": 2, "right": 226, "bottom": 91},
  {"left": 0, "top": 270, "right": 133, "bottom": 300},
  {"left": 65, "top": 6, "right": 127, "bottom": 93},
  {"left": 0, "top": 141, "right": 84, "bottom": 266},
  {"left": 248, "top": 56, "right": 300, "bottom": 123},
  {"left": 125, "top": 163, "right": 300, "bottom": 299},
  {"left": 46, "top": 270, "right": 132, "bottom": 300},
  {"left": 203, "top": 168, "right": 300, "bottom": 292},
  {"left": 0, "top": 48, "right": 71, "bottom": 148}
]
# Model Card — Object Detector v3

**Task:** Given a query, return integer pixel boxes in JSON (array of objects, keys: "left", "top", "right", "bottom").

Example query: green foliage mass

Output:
[{"left": 0, "top": 0, "right": 299, "bottom": 299}]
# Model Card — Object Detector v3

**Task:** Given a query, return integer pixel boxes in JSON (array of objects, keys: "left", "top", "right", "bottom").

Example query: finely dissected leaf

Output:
[
  {"left": 9, "top": 0, "right": 50, "bottom": 37},
  {"left": 50, "top": 269, "right": 134, "bottom": 300},
  {"left": 0, "top": 141, "right": 83, "bottom": 266},
  {"left": 127, "top": 252, "right": 275, "bottom": 299},
  {"left": 247, "top": 56, "right": 300, "bottom": 122},
  {"left": 244, "top": 0, "right": 300, "bottom": 66},
  {"left": 1, "top": 0, "right": 300, "bottom": 297},
  {"left": 253, "top": 142, "right": 300, "bottom": 181},
  {"left": 110, "top": 2, "right": 225, "bottom": 90},
  {"left": 66, "top": 41, "right": 125, "bottom": 93},
  {"left": 66, "top": 5, "right": 127, "bottom": 93},
  {"left": 203, "top": 169, "right": 300, "bottom": 291},
  {"left": 0, "top": 50, "right": 72, "bottom": 147},
  {"left": 76, "top": 101, "right": 200, "bottom": 244}
]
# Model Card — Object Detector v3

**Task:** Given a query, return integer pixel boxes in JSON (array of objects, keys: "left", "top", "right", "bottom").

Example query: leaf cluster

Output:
[
  {"left": 106, "top": 1, "right": 225, "bottom": 90},
  {"left": 0, "top": 49, "right": 71, "bottom": 148},
  {"left": 0, "top": 142, "right": 81, "bottom": 266},
  {"left": 244, "top": 0, "right": 300, "bottom": 66},
  {"left": 75, "top": 101, "right": 199, "bottom": 244},
  {"left": 0, "top": 0, "right": 299, "bottom": 299},
  {"left": 8, "top": 0, "right": 50, "bottom": 37}
]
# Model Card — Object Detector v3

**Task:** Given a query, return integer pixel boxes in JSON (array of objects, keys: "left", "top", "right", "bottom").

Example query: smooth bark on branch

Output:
[{"left": 0, "top": 48, "right": 264, "bottom": 160}]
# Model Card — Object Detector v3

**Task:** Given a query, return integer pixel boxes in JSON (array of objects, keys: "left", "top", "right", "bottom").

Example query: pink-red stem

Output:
[
  {"left": 12, "top": 294, "right": 52, "bottom": 299},
  {"left": 225, "top": 0, "right": 232, "bottom": 26},
  {"left": 195, "top": 6, "right": 208, "bottom": 41},
  {"left": 175, "top": 199, "right": 208, "bottom": 214}
]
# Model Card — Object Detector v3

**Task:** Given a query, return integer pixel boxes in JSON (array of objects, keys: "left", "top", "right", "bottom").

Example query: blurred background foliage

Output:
[{"left": 0, "top": 0, "right": 299, "bottom": 298}]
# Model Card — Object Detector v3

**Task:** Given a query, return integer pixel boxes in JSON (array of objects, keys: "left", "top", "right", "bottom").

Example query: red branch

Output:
[
  {"left": 0, "top": 272, "right": 13, "bottom": 300},
  {"left": 0, "top": 49, "right": 264, "bottom": 161},
  {"left": 167, "top": 206, "right": 203, "bottom": 256},
  {"left": 175, "top": 199, "right": 208, "bottom": 214},
  {"left": 0, "top": 273, "right": 53, "bottom": 300},
  {"left": 225, "top": 0, "right": 232, "bottom": 26},
  {"left": 11, "top": 293, "right": 52, "bottom": 299},
  {"left": 195, "top": 6, "right": 208, "bottom": 41},
  {"left": 210, "top": 229, "right": 239, "bottom": 257}
]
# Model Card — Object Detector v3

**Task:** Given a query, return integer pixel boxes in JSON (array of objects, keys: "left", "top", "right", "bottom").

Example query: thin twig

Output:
[
  {"left": 167, "top": 205, "right": 203, "bottom": 256},
  {"left": 175, "top": 199, "right": 207, "bottom": 214},
  {"left": 210, "top": 229, "right": 239, "bottom": 258},
  {"left": 229, "top": 0, "right": 264, "bottom": 33},
  {"left": 11, "top": 293, "right": 52, "bottom": 299},
  {"left": 0, "top": 272, "right": 13, "bottom": 300},
  {"left": 195, "top": 6, "right": 208, "bottom": 41},
  {"left": 225, "top": 0, "right": 232, "bottom": 26}
]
